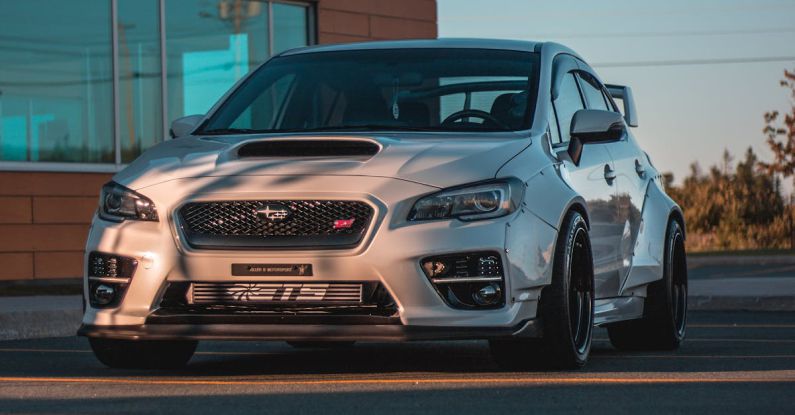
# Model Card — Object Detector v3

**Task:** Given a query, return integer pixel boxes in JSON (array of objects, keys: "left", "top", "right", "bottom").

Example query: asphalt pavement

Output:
[
  {"left": 0, "top": 310, "right": 793, "bottom": 414},
  {"left": 688, "top": 262, "right": 795, "bottom": 280}
]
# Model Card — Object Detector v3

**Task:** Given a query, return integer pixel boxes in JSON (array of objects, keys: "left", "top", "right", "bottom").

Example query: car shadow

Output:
[{"left": 2, "top": 314, "right": 795, "bottom": 378}]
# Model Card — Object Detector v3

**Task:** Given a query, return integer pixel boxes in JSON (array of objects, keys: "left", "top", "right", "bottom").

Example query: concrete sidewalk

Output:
[
  {"left": 0, "top": 296, "right": 82, "bottom": 341},
  {"left": 2, "top": 276, "right": 795, "bottom": 341}
]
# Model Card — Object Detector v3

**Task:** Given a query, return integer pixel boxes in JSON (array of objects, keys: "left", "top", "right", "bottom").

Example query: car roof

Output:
[{"left": 278, "top": 38, "right": 564, "bottom": 56}]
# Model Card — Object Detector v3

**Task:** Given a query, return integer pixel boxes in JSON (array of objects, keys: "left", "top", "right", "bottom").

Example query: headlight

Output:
[
  {"left": 408, "top": 179, "right": 522, "bottom": 221},
  {"left": 98, "top": 182, "right": 158, "bottom": 222}
]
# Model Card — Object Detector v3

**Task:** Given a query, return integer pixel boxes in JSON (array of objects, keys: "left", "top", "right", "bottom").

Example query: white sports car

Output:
[{"left": 79, "top": 39, "right": 687, "bottom": 370}]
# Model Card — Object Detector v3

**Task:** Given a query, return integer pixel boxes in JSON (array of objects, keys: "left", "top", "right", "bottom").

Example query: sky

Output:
[{"left": 438, "top": 0, "right": 795, "bottom": 185}]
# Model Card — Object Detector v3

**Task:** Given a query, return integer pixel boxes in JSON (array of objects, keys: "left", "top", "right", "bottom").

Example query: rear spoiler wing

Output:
[{"left": 605, "top": 84, "right": 638, "bottom": 127}]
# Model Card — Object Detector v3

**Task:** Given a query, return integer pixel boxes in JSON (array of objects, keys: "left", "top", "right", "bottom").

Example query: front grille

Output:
[
  {"left": 178, "top": 200, "right": 373, "bottom": 249},
  {"left": 189, "top": 282, "right": 363, "bottom": 305},
  {"left": 151, "top": 281, "right": 399, "bottom": 324}
]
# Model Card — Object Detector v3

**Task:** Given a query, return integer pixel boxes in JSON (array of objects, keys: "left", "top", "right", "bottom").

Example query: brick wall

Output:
[
  {"left": 317, "top": 0, "right": 437, "bottom": 43},
  {"left": 0, "top": 172, "right": 112, "bottom": 281},
  {"left": 0, "top": 0, "right": 437, "bottom": 282}
]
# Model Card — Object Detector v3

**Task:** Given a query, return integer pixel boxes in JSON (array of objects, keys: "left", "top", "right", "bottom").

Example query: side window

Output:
[
  {"left": 552, "top": 72, "right": 585, "bottom": 143},
  {"left": 577, "top": 73, "right": 609, "bottom": 111},
  {"left": 601, "top": 89, "right": 619, "bottom": 113}
]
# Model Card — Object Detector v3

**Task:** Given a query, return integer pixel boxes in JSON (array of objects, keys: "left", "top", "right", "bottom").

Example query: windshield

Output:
[{"left": 199, "top": 48, "right": 539, "bottom": 134}]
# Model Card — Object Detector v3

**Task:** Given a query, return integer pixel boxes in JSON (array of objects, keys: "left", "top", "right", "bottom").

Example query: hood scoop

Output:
[{"left": 237, "top": 139, "right": 380, "bottom": 159}]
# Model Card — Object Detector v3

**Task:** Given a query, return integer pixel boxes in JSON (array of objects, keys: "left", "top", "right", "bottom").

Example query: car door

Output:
[
  {"left": 550, "top": 58, "right": 623, "bottom": 299},
  {"left": 575, "top": 69, "right": 649, "bottom": 294}
]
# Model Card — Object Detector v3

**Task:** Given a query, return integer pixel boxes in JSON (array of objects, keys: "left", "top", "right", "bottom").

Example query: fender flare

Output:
[
  {"left": 522, "top": 164, "right": 590, "bottom": 233},
  {"left": 668, "top": 205, "right": 686, "bottom": 240}
]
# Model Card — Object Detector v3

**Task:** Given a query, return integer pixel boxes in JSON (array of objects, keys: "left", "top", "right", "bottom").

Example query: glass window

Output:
[
  {"left": 0, "top": 1, "right": 313, "bottom": 167},
  {"left": 553, "top": 72, "right": 585, "bottom": 143},
  {"left": 202, "top": 49, "right": 539, "bottom": 133},
  {"left": 118, "top": 0, "right": 163, "bottom": 162},
  {"left": 230, "top": 73, "right": 296, "bottom": 130},
  {"left": 166, "top": 0, "right": 271, "bottom": 124},
  {"left": 0, "top": 0, "right": 114, "bottom": 163},
  {"left": 438, "top": 76, "right": 527, "bottom": 122},
  {"left": 602, "top": 89, "right": 619, "bottom": 113},
  {"left": 612, "top": 96, "right": 625, "bottom": 116},
  {"left": 577, "top": 73, "right": 609, "bottom": 111},
  {"left": 273, "top": 3, "right": 308, "bottom": 54}
]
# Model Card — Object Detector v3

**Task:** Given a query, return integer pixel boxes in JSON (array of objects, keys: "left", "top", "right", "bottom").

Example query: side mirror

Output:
[
  {"left": 169, "top": 115, "right": 204, "bottom": 138},
  {"left": 567, "top": 109, "right": 626, "bottom": 165}
]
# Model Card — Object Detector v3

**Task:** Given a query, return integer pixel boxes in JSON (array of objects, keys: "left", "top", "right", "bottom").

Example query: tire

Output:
[
  {"left": 490, "top": 210, "right": 595, "bottom": 370},
  {"left": 89, "top": 338, "right": 197, "bottom": 369},
  {"left": 286, "top": 341, "right": 356, "bottom": 349},
  {"left": 606, "top": 219, "right": 687, "bottom": 351}
]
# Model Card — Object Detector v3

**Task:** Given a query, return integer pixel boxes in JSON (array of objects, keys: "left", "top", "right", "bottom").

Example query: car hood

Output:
[{"left": 114, "top": 133, "right": 532, "bottom": 190}]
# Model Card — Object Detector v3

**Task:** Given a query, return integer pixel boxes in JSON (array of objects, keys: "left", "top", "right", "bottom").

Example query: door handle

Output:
[
  {"left": 635, "top": 159, "right": 646, "bottom": 178},
  {"left": 604, "top": 164, "right": 616, "bottom": 182}
]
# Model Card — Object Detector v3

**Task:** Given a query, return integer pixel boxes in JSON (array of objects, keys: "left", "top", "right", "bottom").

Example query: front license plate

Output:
[{"left": 232, "top": 264, "right": 313, "bottom": 276}]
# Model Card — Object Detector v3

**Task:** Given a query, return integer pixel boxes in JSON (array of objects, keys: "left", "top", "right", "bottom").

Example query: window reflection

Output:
[
  {"left": 0, "top": 0, "right": 114, "bottom": 163},
  {"left": 166, "top": 0, "right": 270, "bottom": 124},
  {"left": 0, "top": 0, "right": 311, "bottom": 166},
  {"left": 119, "top": 0, "right": 163, "bottom": 163},
  {"left": 273, "top": 3, "right": 308, "bottom": 54}
]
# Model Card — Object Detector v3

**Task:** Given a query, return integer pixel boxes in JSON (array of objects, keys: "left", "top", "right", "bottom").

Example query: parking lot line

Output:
[
  {"left": 1, "top": 348, "right": 794, "bottom": 361},
  {"left": 1, "top": 372, "right": 794, "bottom": 387}
]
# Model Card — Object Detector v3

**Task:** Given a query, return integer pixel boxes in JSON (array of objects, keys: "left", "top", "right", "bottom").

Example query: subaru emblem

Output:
[{"left": 257, "top": 203, "right": 292, "bottom": 222}]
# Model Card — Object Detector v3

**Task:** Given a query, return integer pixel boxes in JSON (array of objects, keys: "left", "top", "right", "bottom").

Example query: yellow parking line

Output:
[
  {"left": 0, "top": 374, "right": 793, "bottom": 386},
  {"left": 2, "top": 348, "right": 795, "bottom": 361}
]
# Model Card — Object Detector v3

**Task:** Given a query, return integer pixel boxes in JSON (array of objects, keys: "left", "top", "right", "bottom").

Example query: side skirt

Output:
[{"left": 594, "top": 296, "right": 644, "bottom": 326}]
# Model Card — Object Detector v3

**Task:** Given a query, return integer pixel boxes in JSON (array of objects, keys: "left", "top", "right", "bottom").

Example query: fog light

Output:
[
  {"left": 87, "top": 252, "right": 138, "bottom": 308},
  {"left": 473, "top": 283, "right": 502, "bottom": 306},
  {"left": 421, "top": 260, "right": 448, "bottom": 277},
  {"left": 89, "top": 252, "right": 137, "bottom": 279},
  {"left": 420, "top": 251, "right": 505, "bottom": 309},
  {"left": 92, "top": 284, "right": 116, "bottom": 306},
  {"left": 477, "top": 255, "right": 502, "bottom": 276}
]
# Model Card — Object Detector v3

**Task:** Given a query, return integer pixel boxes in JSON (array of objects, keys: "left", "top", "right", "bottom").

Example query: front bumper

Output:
[
  {"left": 81, "top": 175, "right": 557, "bottom": 339},
  {"left": 77, "top": 319, "right": 541, "bottom": 342}
]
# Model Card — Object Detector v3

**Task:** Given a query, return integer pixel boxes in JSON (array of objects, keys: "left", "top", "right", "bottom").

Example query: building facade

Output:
[{"left": 0, "top": 0, "right": 437, "bottom": 281}]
